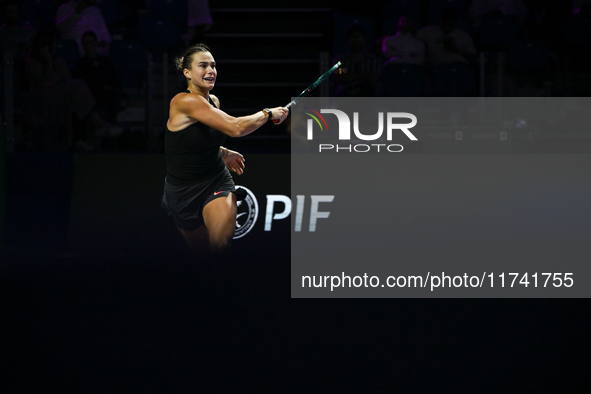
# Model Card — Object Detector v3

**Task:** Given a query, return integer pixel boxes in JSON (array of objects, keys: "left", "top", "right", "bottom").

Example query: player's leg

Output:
[
  {"left": 178, "top": 225, "right": 210, "bottom": 257},
  {"left": 202, "top": 193, "right": 237, "bottom": 254}
]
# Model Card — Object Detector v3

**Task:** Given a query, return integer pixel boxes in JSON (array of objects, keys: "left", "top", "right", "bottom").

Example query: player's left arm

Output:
[
  {"left": 213, "top": 96, "right": 245, "bottom": 175},
  {"left": 220, "top": 146, "right": 245, "bottom": 175}
]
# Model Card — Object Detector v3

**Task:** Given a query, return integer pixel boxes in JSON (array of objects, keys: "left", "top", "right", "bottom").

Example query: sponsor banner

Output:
[
  {"left": 291, "top": 97, "right": 591, "bottom": 298},
  {"left": 233, "top": 185, "right": 259, "bottom": 239}
]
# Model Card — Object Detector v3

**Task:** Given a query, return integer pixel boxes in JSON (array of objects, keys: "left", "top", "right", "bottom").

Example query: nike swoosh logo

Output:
[{"left": 214, "top": 191, "right": 225, "bottom": 195}]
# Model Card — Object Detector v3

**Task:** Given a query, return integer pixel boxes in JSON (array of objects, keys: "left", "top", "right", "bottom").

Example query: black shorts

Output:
[{"left": 161, "top": 168, "right": 235, "bottom": 231}]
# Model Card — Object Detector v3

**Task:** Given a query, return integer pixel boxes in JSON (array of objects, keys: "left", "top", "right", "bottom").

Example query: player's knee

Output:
[
  {"left": 209, "top": 224, "right": 234, "bottom": 249},
  {"left": 210, "top": 235, "right": 232, "bottom": 254}
]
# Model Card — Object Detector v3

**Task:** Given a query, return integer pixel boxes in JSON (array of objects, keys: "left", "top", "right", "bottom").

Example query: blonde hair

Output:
[{"left": 175, "top": 43, "right": 211, "bottom": 72}]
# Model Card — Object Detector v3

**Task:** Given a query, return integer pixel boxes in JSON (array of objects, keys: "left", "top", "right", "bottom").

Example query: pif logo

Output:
[
  {"left": 304, "top": 109, "right": 418, "bottom": 153},
  {"left": 234, "top": 185, "right": 258, "bottom": 239}
]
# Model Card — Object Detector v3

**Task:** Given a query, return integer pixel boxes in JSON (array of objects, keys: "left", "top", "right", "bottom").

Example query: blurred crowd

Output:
[
  {"left": 330, "top": 0, "right": 591, "bottom": 98},
  {"left": 0, "top": 0, "right": 211, "bottom": 152},
  {"left": 1, "top": 0, "right": 590, "bottom": 152}
]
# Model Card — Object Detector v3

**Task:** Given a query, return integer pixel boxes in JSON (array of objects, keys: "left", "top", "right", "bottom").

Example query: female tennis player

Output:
[{"left": 162, "top": 44, "right": 288, "bottom": 257}]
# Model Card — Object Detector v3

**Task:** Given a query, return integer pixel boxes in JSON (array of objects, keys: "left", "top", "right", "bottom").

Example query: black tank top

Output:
[{"left": 165, "top": 94, "right": 226, "bottom": 186}]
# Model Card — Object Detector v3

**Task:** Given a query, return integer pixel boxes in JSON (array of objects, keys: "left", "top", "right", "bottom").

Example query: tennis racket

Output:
[{"left": 272, "top": 61, "right": 341, "bottom": 123}]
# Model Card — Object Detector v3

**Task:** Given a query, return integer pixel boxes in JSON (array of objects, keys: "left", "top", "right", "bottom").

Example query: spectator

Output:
[
  {"left": 417, "top": 7, "right": 477, "bottom": 65},
  {"left": 381, "top": 16, "right": 425, "bottom": 66},
  {"left": 333, "top": 24, "right": 381, "bottom": 97},
  {"left": 25, "top": 30, "right": 118, "bottom": 151},
  {"left": 72, "top": 30, "right": 121, "bottom": 124},
  {"left": 56, "top": 0, "right": 111, "bottom": 55},
  {"left": 573, "top": 0, "right": 591, "bottom": 15},
  {"left": 187, "top": 0, "right": 213, "bottom": 45},
  {"left": 469, "top": 0, "right": 530, "bottom": 28},
  {"left": 0, "top": 0, "right": 36, "bottom": 63}
]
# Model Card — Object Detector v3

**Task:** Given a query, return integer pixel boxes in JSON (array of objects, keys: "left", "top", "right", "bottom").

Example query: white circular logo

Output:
[{"left": 233, "top": 185, "right": 259, "bottom": 239}]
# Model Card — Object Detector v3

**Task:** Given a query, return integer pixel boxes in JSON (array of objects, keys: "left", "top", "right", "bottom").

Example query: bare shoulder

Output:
[
  {"left": 171, "top": 91, "right": 206, "bottom": 107},
  {"left": 170, "top": 91, "right": 212, "bottom": 116},
  {"left": 168, "top": 92, "right": 212, "bottom": 130},
  {"left": 210, "top": 94, "right": 220, "bottom": 109}
]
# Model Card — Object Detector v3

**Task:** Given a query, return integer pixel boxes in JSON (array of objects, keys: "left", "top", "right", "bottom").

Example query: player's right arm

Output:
[{"left": 167, "top": 93, "right": 287, "bottom": 137}]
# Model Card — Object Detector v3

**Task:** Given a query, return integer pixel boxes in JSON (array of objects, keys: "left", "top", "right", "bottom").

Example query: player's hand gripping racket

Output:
[{"left": 272, "top": 61, "right": 341, "bottom": 123}]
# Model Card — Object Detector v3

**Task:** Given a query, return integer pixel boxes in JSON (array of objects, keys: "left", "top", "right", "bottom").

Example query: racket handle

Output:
[{"left": 271, "top": 101, "right": 295, "bottom": 123}]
